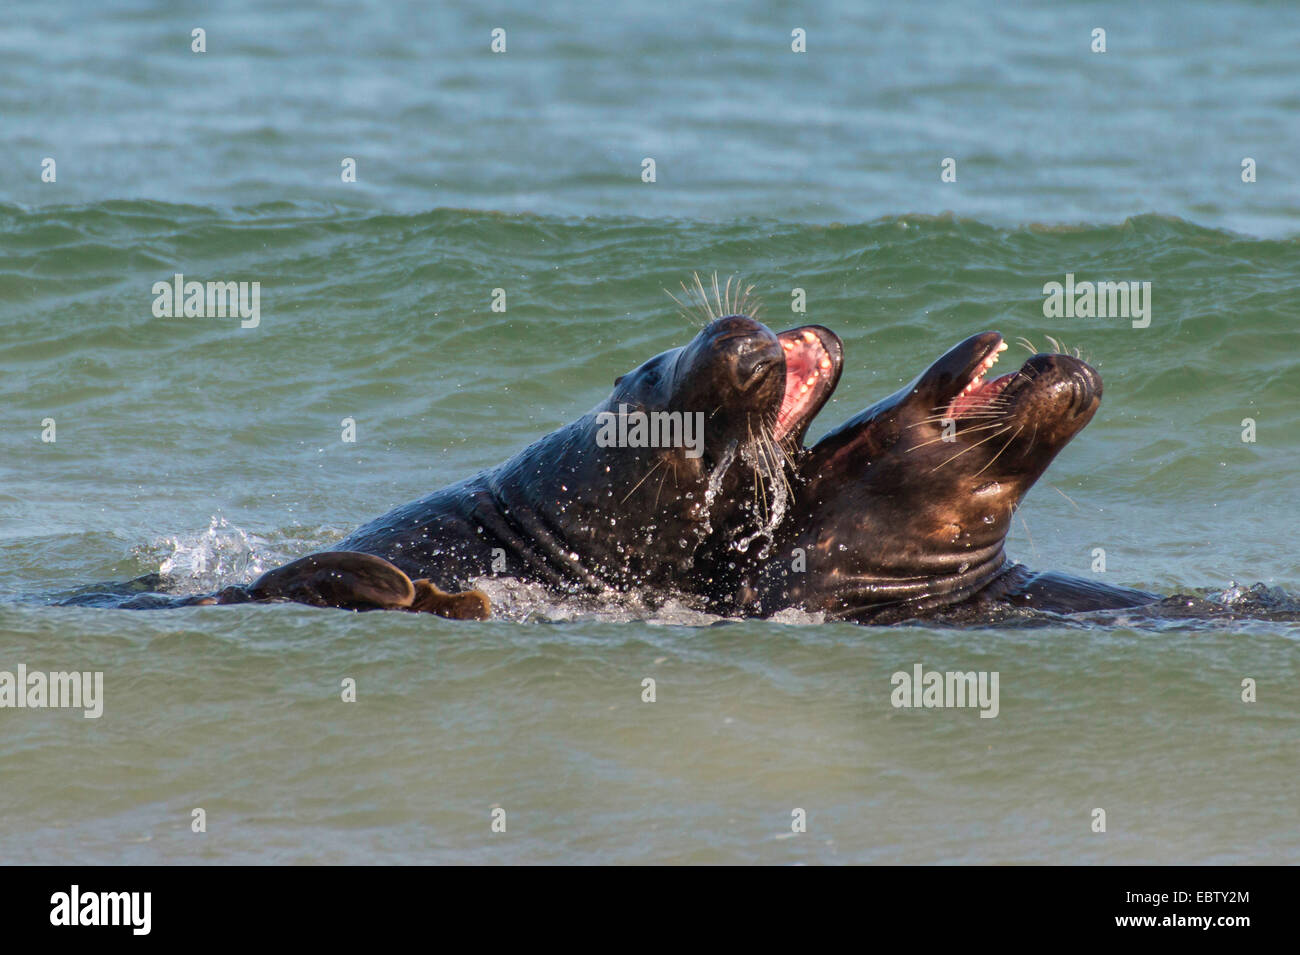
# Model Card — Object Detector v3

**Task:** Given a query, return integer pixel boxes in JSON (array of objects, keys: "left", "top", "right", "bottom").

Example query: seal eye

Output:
[{"left": 613, "top": 375, "right": 625, "bottom": 386}]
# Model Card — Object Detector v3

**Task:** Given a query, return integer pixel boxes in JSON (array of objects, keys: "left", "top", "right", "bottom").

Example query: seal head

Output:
[{"left": 755, "top": 332, "right": 1105, "bottom": 621}]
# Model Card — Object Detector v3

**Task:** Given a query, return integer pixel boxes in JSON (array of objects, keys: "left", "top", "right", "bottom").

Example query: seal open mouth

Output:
[
  {"left": 945, "top": 334, "right": 1013, "bottom": 420},
  {"left": 775, "top": 326, "right": 842, "bottom": 442}
]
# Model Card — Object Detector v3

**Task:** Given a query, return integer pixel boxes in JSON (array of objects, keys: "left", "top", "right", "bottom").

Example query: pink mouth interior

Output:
[
  {"left": 946, "top": 339, "right": 1015, "bottom": 419},
  {"left": 776, "top": 329, "right": 835, "bottom": 440}
]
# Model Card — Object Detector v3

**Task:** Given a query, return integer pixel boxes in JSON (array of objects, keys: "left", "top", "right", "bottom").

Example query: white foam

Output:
[{"left": 471, "top": 575, "right": 724, "bottom": 626}]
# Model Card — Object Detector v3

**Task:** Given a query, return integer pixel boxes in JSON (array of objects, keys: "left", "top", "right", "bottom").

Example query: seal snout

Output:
[
  {"left": 678, "top": 315, "right": 781, "bottom": 393},
  {"left": 695, "top": 315, "right": 781, "bottom": 379},
  {"left": 1020, "top": 353, "right": 1102, "bottom": 418},
  {"left": 728, "top": 333, "right": 784, "bottom": 391}
]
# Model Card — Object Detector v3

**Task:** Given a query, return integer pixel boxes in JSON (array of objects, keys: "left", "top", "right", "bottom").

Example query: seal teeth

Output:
[
  {"left": 965, "top": 342, "right": 1005, "bottom": 391},
  {"left": 776, "top": 327, "right": 837, "bottom": 440}
]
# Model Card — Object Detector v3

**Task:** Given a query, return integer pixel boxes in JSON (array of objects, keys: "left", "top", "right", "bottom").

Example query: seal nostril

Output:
[
  {"left": 731, "top": 342, "right": 779, "bottom": 387},
  {"left": 1070, "top": 370, "right": 1096, "bottom": 415}
]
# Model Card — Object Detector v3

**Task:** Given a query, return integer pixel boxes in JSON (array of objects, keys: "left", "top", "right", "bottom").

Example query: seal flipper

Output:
[
  {"left": 240, "top": 551, "right": 417, "bottom": 609},
  {"left": 228, "top": 551, "right": 490, "bottom": 619},
  {"left": 1002, "top": 570, "right": 1158, "bottom": 613},
  {"left": 409, "top": 579, "right": 491, "bottom": 620}
]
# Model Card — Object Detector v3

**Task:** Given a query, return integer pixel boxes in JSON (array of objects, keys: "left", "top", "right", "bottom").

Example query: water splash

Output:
[
  {"left": 730, "top": 444, "right": 790, "bottom": 557},
  {"left": 718, "top": 436, "right": 789, "bottom": 558},
  {"left": 700, "top": 439, "right": 739, "bottom": 529},
  {"left": 136, "top": 515, "right": 275, "bottom": 593},
  {"left": 472, "top": 576, "right": 722, "bottom": 626}
]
